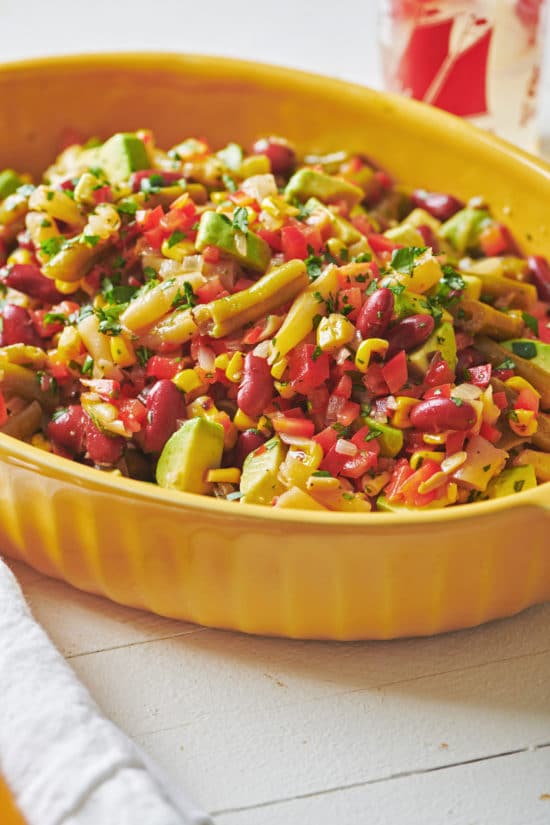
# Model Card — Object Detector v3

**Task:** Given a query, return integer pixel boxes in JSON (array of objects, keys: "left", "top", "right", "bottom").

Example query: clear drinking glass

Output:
[{"left": 378, "top": 0, "right": 547, "bottom": 152}]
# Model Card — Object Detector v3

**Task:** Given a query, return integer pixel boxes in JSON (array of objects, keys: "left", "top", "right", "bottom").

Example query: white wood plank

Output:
[
  {"left": 214, "top": 747, "right": 550, "bottom": 825},
  {"left": 64, "top": 618, "right": 550, "bottom": 812},
  {"left": 3, "top": 557, "right": 204, "bottom": 658}
]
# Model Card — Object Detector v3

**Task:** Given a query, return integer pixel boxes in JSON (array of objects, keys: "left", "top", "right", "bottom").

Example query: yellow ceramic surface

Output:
[
  {"left": 0, "top": 776, "right": 26, "bottom": 824},
  {"left": 0, "top": 53, "right": 548, "bottom": 639}
]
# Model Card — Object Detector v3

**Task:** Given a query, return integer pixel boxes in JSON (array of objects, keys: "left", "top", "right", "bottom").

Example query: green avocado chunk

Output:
[
  {"left": 384, "top": 223, "right": 426, "bottom": 247},
  {"left": 285, "top": 168, "right": 364, "bottom": 207},
  {"left": 305, "top": 197, "right": 362, "bottom": 244},
  {"left": 393, "top": 289, "right": 432, "bottom": 320},
  {"left": 501, "top": 339, "right": 550, "bottom": 371},
  {"left": 195, "top": 211, "right": 271, "bottom": 273},
  {"left": 95, "top": 133, "right": 149, "bottom": 184},
  {"left": 240, "top": 435, "right": 286, "bottom": 505},
  {"left": 486, "top": 465, "right": 537, "bottom": 498},
  {"left": 408, "top": 320, "right": 457, "bottom": 375},
  {"left": 362, "top": 417, "right": 403, "bottom": 457},
  {"left": 156, "top": 417, "right": 225, "bottom": 495},
  {"left": 438, "top": 208, "right": 491, "bottom": 255},
  {"left": 0, "top": 169, "right": 23, "bottom": 200}
]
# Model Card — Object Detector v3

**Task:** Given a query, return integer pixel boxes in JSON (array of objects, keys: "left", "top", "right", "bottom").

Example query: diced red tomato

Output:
[
  {"left": 288, "top": 344, "right": 330, "bottom": 393},
  {"left": 82, "top": 379, "right": 120, "bottom": 400},
  {"left": 333, "top": 374, "right": 353, "bottom": 399},
  {"left": 514, "top": 387, "right": 540, "bottom": 414},
  {"left": 281, "top": 222, "right": 323, "bottom": 260},
  {"left": 382, "top": 350, "right": 408, "bottom": 394},
  {"left": 202, "top": 245, "right": 221, "bottom": 263},
  {"left": 145, "top": 356, "right": 182, "bottom": 380},
  {"left": 232, "top": 277, "right": 255, "bottom": 293},
  {"left": 136, "top": 205, "right": 164, "bottom": 231},
  {"left": 384, "top": 458, "right": 415, "bottom": 501},
  {"left": 445, "top": 431, "right": 466, "bottom": 455},
  {"left": 423, "top": 383, "right": 452, "bottom": 400},
  {"left": 398, "top": 459, "right": 442, "bottom": 507},
  {"left": 493, "top": 367, "right": 515, "bottom": 382},
  {"left": 467, "top": 363, "right": 492, "bottom": 387},
  {"left": 0, "top": 391, "right": 7, "bottom": 427},
  {"left": 31, "top": 309, "right": 65, "bottom": 338},
  {"left": 319, "top": 444, "right": 348, "bottom": 476},
  {"left": 117, "top": 398, "right": 147, "bottom": 433},
  {"left": 160, "top": 203, "right": 197, "bottom": 233},
  {"left": 362, "top": 363, "right": 389, "bottom": 396},
  {"left": 313, "top": 425, "right": 338, "bottom": 454},
  {"left": 336, "top": 399, "right": 361, "bottom": 426},
  {"left": 351, "top": 213, "right": 375, "bottom": 236},
  {"left": 479, "top": 222, "right": 509, "bottom": 256},
  {"left": 271, "top": 416, "right": 315, "bottom": 438},
  {"left": 479, "top": 421, "right": 501, "bottom": 444},
  {"left": 337, "top": 286, "right": 362, "bottom": 321},
  {"left": 143, "top": 226, "right": 165, "bottom": 250},
  {"left": 367, "top": 233, "right": 401, "bottom": 254},
  {"left": 351, "top": 426, "right": 381, "bottom": 455},
  {"left": 49, "top": 362, "right": 72, "bottom": 382},
  {"left": 493, "top": 391, "right": 508, "bottom": 410},
  {"left": 196, "top": 276, "right": 228, "bottom": 304},
  {"left": 340, "top": 450, "right": 378, "bottom": 479},
  {"left": 257, "top": 228, "right": 283, "bottom": 252},
  {"left": 424, "top": 352, "right": 455, "bottom": 387}
]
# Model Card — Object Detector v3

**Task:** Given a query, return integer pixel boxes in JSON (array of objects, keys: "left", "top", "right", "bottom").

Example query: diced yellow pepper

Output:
[
  {"left": 161, "top": 238, "right": 197, "bottom": 261},
  {"left": 55, "top": 278, "right": 81, "bottom": 294},
  {"left": 257, "top": 415, "right": 272, "bottom": 435},
  {"left": 233, "top": 407, "right": 259, "bottom": 431},
  {"left": 508, "top": 408, "right": 538, "bottom": 437},
  {"left": 275, "top": 486, "right": 329, "bottom": 511},
  {"left": 278, "top": 440, "right": 323, "bottom": 490},
  {"left": 271, "top": 357, "right": 288, "bottom": 380},
  {"left": 504, "top": 376, "right": 541, "bottom": 398},
  {"left": 109, "top": 335, "right": 136, "bottom": 367},
  {"left": 225, "top": 351, "right": 245, "bottom": 383},
  {"left": 410, "top": 450, "right": 444, "bottom": 470},
  {"left": 56, "top": 325, "right": 82, "bottom": 363},
  {"left": 274, "top": 380, "right": 295, "bottom": 399},
  {"left": 391, "top": 396, "right": 421, "bottom": 429},
  {"left": 317, "top": 313, "right": 355, "bottom": 352},
  {"left": 206, "top": 467, "right": 241, "bottom": 484},
  {"left": 355, "top": 338, "right": 388, "bottom": 372},
  {"left": 306, "top": 474, "right": 340, "bottom": 492},
  {"left": 423, "top": 432, "right": 449, "bottom": 445},
  {"left": 173, "top": 368, "right": 203, "bottom": 394},
  {"left": 7, "top": 248, "right": 33, "bottom": 266}
]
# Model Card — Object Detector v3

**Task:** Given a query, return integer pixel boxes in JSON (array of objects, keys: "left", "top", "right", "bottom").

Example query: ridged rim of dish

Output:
[{"left": 0, "top": 51, "right": 549, "bottom": 526}]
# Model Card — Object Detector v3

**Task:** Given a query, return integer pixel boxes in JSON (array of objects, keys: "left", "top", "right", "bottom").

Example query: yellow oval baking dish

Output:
[{"left": 0, "top": 53, "right": 548, "bottom": 639}]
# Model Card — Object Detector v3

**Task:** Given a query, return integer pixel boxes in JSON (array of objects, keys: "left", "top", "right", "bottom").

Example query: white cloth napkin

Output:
[{"left": 0, "top": 559, "right": 213, "bottom": 825}]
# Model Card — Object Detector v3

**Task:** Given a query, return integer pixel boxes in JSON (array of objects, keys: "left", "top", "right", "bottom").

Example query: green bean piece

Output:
[
  {"left": 0, "top": 400, "right": 42, "bottom": 440},
  {"left": 42, "top": 235, "right": 107, "bottom": 283},
  {"left": 193, "top": 260, "right": 308, "bottom": 338},
  {"left": 0, "top": 361, "right": 58, "bottom": 410},
  {"left": 451, "top": 300, "right": 524, "bottom": 340}
]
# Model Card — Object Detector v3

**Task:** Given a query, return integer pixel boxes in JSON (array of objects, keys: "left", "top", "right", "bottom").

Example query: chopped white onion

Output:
[
  {"left": 242, "top": 173, "right": 277, "bottom": 202},
  {"left": 335, "top": 439, "right": 358, "bottom": 457},
  {"left": 253, "top": 340, "right": 271, "bottom": 358},
  {"left": 453, "top": 383, "right": 482, "bottom": 401},
  {"left": 197, "top": 345, "right": 216, "bottom": 371}
]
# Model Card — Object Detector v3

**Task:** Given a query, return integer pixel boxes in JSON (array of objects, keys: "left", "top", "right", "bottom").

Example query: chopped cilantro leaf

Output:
[
  {"left": 352, "top": 252, "right": 372, "bottom": 263},
  {"left": 81, "top": 354, "right": 94, "bottom": 375},
  {"left": 95, "top": 304, "right": 126, "bottom": 336},
  {"left": 311, "top": 345, "right": 323, "bottom": 361},
  {"left": 514, "top": 479, "right": 525, "bottom": 492},
  {"left": 305, "top": 248, "right": 323, "bottom": 281},
  {"left": 172, "top": 281, "right": 198, "bottom": 310},
  {"left": 312, "top": 470, "right": 332, "bottom": 478},
  {"left": 496, "top": 358, "right": 515, "bottom": 371},
  {"left": 390, "top": 246, "right": 427, "bottom": 277},
  {"left": 167, "top": 229, "right": 186, "bottom": 248},
  {"left": 116, "top": 200, "right": 138, "bottom": 216},
  {"left": 522, "top": 312, "right": 539, "bottom": 336},
  {"left": 43, "top": 312, "right": 67, "bottom": 326},
  {"left": 222, "top": 173, "right": 237, "bottom": 192},
  {"left": 83, "top": 234, "right": 100, "bottom": 248},
  {"left": 40, "top": 236, "right": 65, "bottom": 258},
  {"left": 136, "top": 346, "right": 153, "bottom": 367},
  {"left": 365, "top": 428, "right": 382, "bottom": 441},
  {"left": 51, "top": 408, "right": 69, "bottom": 422},
  {"left": 511, "top": 341, "right": 537, "bottom": 359}
]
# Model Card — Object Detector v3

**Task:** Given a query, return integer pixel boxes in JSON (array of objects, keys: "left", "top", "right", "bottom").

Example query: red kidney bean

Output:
[
  {"left": 251, "top": 137, "right": 296, "bottom": 176},
  {"left": 234, "top": 428, "right": 267, "bottom": 468},
  {"left": 527, "top": 255, "right": 550, "bottom": 302},
  {"left": 456, "top": 345, "right": 485, "bottom": 378},
  {"left": 410, "top": 397, "right": 477, "bottom": 433},
  {"left": 386, "top": 314, "right": 435, "bottom": 358},
  {"left": 416, "top": 223, "right": 439, "bottom": 252},
  {"left": 47, "top": 405, "right": 87, "bottom": 456},
  {"left": 3, "top": 263, "right": 65, "bottom": 303},
  {"left": 237, "top": 353, "right": 274, "bottom": 418},
  {"left": 356, "top": 287, "right": 394, "bottom": 339},
  {"left": 0, "top": 303, "right": 43, "bottom": 347},
  {"left": 143, "top": 378, "right": 187, "bottom": 454},
  {"left": 84, "top": 416, "right": 124, "bottom": 465},
  {"left": 411, "top": 189, "right": 464, "bottom": 221}
]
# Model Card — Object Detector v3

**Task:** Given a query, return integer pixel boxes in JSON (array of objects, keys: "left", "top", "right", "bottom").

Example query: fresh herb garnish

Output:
[
  {"left": 390, "top": 246, "right": 427, "bottom": 277},
  {"left": 311, "top": 345, "right": 323, "bottom": 361},
  {"left": 522, "top": 312, "right": 539, "bottom": 336},
  {"left": 305, "top": 246, "right": 323, "bottom": 281},
  {"left": 95, "top": 304, "right": 126, "bottom": 336},
  {"left": 83, "top": 234, "right": 100, "bottom": 248},
  {"left": 43, "top": 312, "right": 67, "bottom": 326},
  {"left": 222, "top": 173, "right": 238, "bottom": 193},
  {"left": 81, "top": 354, "right": 94, "bottom": 375},
  {"left": 40, "top": 236, "right": 65, "bottom": 258},
  {"left": 514, "top": 479, "right": 525, "bottom": 492},
  {"left": 136, "top": 346, "right": 153, "bottom": 367},
  {"left": 511, "top": 341, "right": 537, "bottom": 360},
  {"left": 172, "top": 281, "right": 198, "bottom": 310},
  {"left": 232, "top": 206, "right": 249, "bottom": 234},
  {"left": 167, "top": 229, "right": 186, "bottom": 248}
]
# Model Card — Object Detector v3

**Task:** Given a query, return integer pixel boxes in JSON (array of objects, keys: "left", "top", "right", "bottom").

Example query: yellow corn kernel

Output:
[
  {"left": 56, "top": 325, "right": 82, "bottom": 362},
  {"left": 225, "top": 351, "right": 245, "bottom": 383},
  {"left": 233, "top": 407, "right": 259, "bottom": 431},
  {"left": 508, "top": 408, "right": 538, "bottom": 437},
  {"left": 261, "top": 194, "right": 298, "bottom": 219},
  {"left": 211, "top": 191, "right": 231, "bottom": 205},
  {"left": 270, "top": 356, "right": 288, "bottom": 380},
  {"left": 173, "top": 368, "right": 203, "bottom": 394},
  {"left": 417, "top": 471, "right": 449, "bottom": 495},
  {"left": 317, "top": 313, "right": 355, "bottom": 352},
  {"left": 30, "top": 432, "right": 52, "bottom": 452},
  {"left": 7, "top": 248, "right": 33, "bottom": 266},
  {"left": 391, "top": 396, "right": 421, "bottom": 429},
  {"left": 274, "top": 380, "right": 295, "bottom": 399},
  {"left": 257, "top": 415, "right": 272, "bottom": 435},
  {"left": 214, "top": 353, "right": 230, "bottom": 370},
  {"left": 504, "top": 376, "right": 541, "bottom": 399},
  {"left": 169, "top": 192, "right": 192, "bottom": 210},
  {"left": 423, "top": 432, "right": 449, "bottom": 445},
  {"left": 160, "top": 238, "right": 197, "bottom": 261},
  {"left": 109, "top": 335, "right": 136, "bottom": 367},
  {"left": 410, "top": 450, "right": 444, "bottom": 471},
  {"left": 306, "top": 474, "right": 340, "bottom": 492},
  {"left": 55, "top": 278, "right": 81, "bottom": 295},
  {"left": 354, "top": 338, "right": 388, "bottom": 372},
  {"left": 206, "top": 467, "right": 241, "bottom": 484}
]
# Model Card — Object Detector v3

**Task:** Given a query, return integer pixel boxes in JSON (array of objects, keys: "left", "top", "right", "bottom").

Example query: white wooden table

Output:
[{"left": 2, "top": 2, "right": 550, "bottom": 822}]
